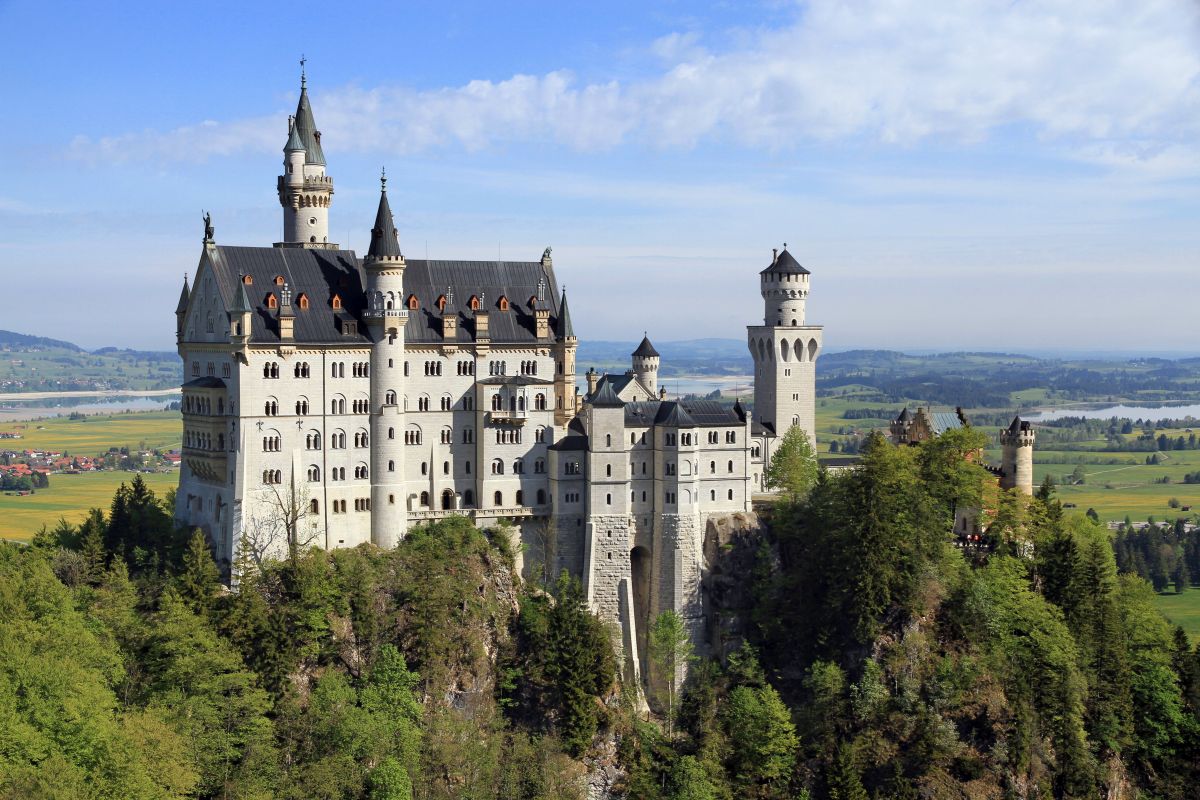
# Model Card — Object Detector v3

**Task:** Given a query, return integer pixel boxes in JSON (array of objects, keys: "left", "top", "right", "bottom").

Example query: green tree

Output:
[
  {"left": 724, "top": 683, "right": 798, "bottom": 796},
  {"left": 177, "top": 527, "right": 220, "bottom": 616},
  {"left": 765, "top": 425, "right": 819, "bottom": 499},
  {"left": 368, "top": 757, "right": 413, "bottom": 800},
  {"left": 650, "top": 609, "right": 694, "bottom": 738},
  {"left": 826, "top": 743, "right": 868, "bottom": 800},
  {"left": 669, "top": 755, "right": 717, "bottom": 800}
]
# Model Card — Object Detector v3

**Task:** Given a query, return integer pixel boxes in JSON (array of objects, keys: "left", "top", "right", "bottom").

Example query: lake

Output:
[
  {"left": 1028, "top": 404, "right": 1200, "bottom": 422},
  {"left": 0, "top": 394, "right": 180, "bottom": 422}
]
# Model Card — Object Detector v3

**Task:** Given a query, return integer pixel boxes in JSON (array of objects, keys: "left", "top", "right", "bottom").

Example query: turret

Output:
[
  {"left": 555, "top": 288, "right": 578, "bottom": 425},
  {"left": 631, "top": 335, "right": 660, "bottom": 397},
  {"left": 999, "top": 416, "right": 1036, "bottom": 495},
  {"left": 362, "top": 171, "right": 408, "bottom": 548},
  {"left": 174, "top": 274, "right": 190, "bottom": 343},
  {"left": 277, "top": 66, "right": 335, "bottom": 248},
  {"left": 760, "top": 247, "right": 810, "bottom": 326},
  {"left": 230, "top": 279, "right": 252, "bottom": 344}
]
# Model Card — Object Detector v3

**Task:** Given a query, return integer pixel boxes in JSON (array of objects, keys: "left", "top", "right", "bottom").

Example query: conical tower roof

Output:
[
  {"left": 589, "top": 380, "right": 625, "bottom": 408},
  {"left": 557, "top": 289, "right": 575, "bottom": 338},
  {"left": 293, "top": 84, "right": 325, "bottom": 166},
  {"left": 760, "top": 247, "right": 810, "bottom": 276},
  {"left": 284, "top": 117, "right": 304, "bottom": 153},
  {"left": 367, "top": 178, "right": 402, "bottom": 259},
  {"left": 633, "top": 335, "right": 659, "bottom": 358},
  {"left": 175, "top": 275, "right": 190, "bottom": 314},
  {"left": 231, "top": 280, "right": 252, "bottom": 313}
]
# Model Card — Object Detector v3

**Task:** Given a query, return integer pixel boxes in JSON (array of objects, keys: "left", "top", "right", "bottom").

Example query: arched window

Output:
[
  {"left": 728, "top": 460, "right": 734, "bottom": 473},
  {"left": 420, "top": 491, "right": 430, "bottom": 507},
  {"left": 494, "top": 490, "right": 503, "bottom": 507},
  {"left": 606, "top": 434, "right": 611, "bottom": 447},
  {"left": 491, "top": 458, "right": 504, "bottom": 475},
  {"left": 442, "top": 489, "right": 455, "bottom": 511},
  {"left": 710, "top": 461, "right": 716, "bottom": 474},
  {"left": 497, "top": 295, "right": 509, "bottom": 311},
  {"left": 515, "top": 490, "right": 523, "bottom": 505},
  {"left": 297, "top": 293, "right": 309, "bottom": 310},
  {"left": 242, "top": 274, "right": 253, "bottom": 285},
  {"left": 463, "top": 489, "right": 474, "bottom": 507},
  {"left": 386, "top": 390, "right": 397, "bottom": 405},
  {"left": 307, "top": 465, "right": 320, "bottom": 482},
  {"left": 331, "top": 294, "right": 342, "bottom": 310},
  {"left": 407, "top": 294, "right": 419, "bottom": 310},
  {"left": 310, "top": 499, "right": 319, "bottom": 513},
  {"left": 491, "top": 394, "right": 502, "bottom": 411},
  {"left": 469, "top": 295, "right": 480, "bottom": 310},
  {"left": 266, "top": 293, "right": 277, "bottom": 309},
  {"left": 389, "top": 460, "right": 395, "bottom": 472},
  {"left": 535, "top": 393, "right": 547, "bottom": 411},
  {"left": 537, "top": 489, "right": 546, "bottom": 505}
]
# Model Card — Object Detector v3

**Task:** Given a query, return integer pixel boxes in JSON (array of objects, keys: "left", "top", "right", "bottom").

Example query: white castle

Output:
[{"left": 174, "top": 74, "right": 820, "bottom": 685}]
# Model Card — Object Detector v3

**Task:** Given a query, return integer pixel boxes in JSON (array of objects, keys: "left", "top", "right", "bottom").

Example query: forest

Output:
[{"left": 3, "top": 429, "right": 1200, "bottom": 798}]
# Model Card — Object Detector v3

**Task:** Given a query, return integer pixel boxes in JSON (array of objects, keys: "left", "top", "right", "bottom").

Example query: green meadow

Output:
[
  {"left": 1, "top": 411, "right": 181, "bottom": 539},
  {"left": 0, "top": 469, "right": 178, "bottom": 541},
  {"left": 1152, "top": 590, "right": 1200, "bottom": 643},
  {"left": 2, "top": 410, "right": 181, "bottom": 454}
]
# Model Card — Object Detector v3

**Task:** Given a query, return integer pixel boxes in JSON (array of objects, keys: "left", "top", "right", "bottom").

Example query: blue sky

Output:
[{"left": 1, "top": 0, "right": 1198, "bottom": 353}]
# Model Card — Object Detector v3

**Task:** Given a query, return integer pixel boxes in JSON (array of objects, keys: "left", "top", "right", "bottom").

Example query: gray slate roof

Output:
[
  {"left": 557, "top": 289, "right": 575, "bottom": 338},
  {"left": 588, "top": 381, "right": 625, "bottom": 408},
  {"left": 622, "top": 399, "right": 742, "bottom": 428},
  {"left": 760, "top": 248, "right": 810, "bottom": 276},
  {"left": 403, "top": 258, "right": 564, "bottom": 345},
  {"left": 175, "top": 276, "right": 190, "bottom": 314},
  {"left": 929, "top": 411, "right": 965, "bottom": 435},
  {"left": 632, "top": 336, "right": 659, "bottom": 358},
  {"left": 367, "top": 187, "right": 402, "bottom": 259},
  {"left": 293, "top": 86, "right": 325, "bottom": 166},
  {"left": 202, "top": 245, "right": 566, "bottom": 346}
]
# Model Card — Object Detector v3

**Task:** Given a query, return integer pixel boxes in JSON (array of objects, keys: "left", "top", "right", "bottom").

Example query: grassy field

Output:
[
  {"left": 1152, "top": 590, "right": 1200, "bottom": 643},
  {"left": 2, "top": 410, "right": 181, "bottom": 454},
  {"left": 0, "top": 470, "right": 177, "bottom": 541}
]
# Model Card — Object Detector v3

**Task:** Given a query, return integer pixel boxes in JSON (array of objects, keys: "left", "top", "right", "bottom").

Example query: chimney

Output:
[
  {"left": 772, "top": 247, "right": 778, "bottom": 263},
  {"left": 586, "top": 367, "right": 599, "bottom": 395}
]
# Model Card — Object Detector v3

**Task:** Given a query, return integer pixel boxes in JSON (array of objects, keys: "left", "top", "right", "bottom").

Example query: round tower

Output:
[
  {"left": 631, "top": 334, "right": 660, "bottom": 398},
  {"left": 999, "top": 416, "right": 1036, "bottom": 495},
  {"left": 760, "top": 247, "right": 810, "bottom": 327},
  {"left": 748, "top": 246, "right": 822, "bottom": 451},
  {"left": 277, "top": 69, "right": 335, "bottom": 247},
  {"left": 363, "top": 171, "right": 407, "bottom": 547}
]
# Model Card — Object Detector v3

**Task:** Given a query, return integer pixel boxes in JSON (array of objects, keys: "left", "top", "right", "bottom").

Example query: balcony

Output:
[{"left": 487, "top": 409, "right": 528, "bottom": 425}]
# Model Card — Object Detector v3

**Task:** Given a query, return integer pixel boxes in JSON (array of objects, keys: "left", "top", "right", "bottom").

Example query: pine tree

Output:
[
  {"left": 650, "top": 610, "right": 694, "bottom": 738},
  {"left": 78, "top": 508, "right": 108, "bottom": 584},
  {"left": 826, "top": 743, "right": 868, "bottom": 800},
  {"left": 177, "top": 528, "right": 219, "bottom": 616}
]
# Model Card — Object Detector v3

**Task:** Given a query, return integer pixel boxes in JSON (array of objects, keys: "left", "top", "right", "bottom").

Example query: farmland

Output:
[{"left": 0, "top": 469, "right": 177, "bottom": 541}]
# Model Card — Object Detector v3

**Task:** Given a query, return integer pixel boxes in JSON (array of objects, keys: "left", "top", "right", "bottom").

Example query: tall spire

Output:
[
  {"left": 231, "top": 279, "right": 252, "bottom": 314},
  {"left": 367, "top": 170, "right": 402, "bottom": 259},
  {"left": 292, "top": 64, "right": 325, "bottom": 166},
  {"left": 557, "top": 288, "right": 575, "bottom": 339}
]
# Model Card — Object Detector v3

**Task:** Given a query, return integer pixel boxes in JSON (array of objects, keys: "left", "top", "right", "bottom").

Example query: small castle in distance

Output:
[{"left": 172, "top": 69, "right": 818, "bottom": 689}]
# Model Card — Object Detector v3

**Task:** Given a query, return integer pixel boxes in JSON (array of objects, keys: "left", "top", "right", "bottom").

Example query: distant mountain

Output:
[{"left": 0, "top": 329, "right": 84, "bottom": 352}]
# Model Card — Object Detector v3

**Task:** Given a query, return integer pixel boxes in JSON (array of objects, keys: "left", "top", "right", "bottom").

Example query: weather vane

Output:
[{"left": 300, "top": 54, "right": 306, "bottom": 87}]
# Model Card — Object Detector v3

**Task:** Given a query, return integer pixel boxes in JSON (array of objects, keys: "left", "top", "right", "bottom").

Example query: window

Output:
[
  {"left": 498, "top": 295, "right": 509, "bottom": 311},
  {"left": 491, "top": 458, "right": 504, "bottom": 475},
  {"left": 726, "top": 431, "right": 737, "bottom": 443},
  {"left": 440, "top": 395, "right": 452, "bottom": 411},
  {"left": 536, "top": 489, "right": 546, "bottom": 505},
  {"left": 297, "top": 293, "right": 309, "bottom": 310},
  {"left": 407, "top": 294, "right": 419, "bottom": 310},
  {"left": 711, "top": 489, "right": 716, "bottom": 501},
  {"left": 389, "top": 460, "right": 395, "bottom": 472},
  {"left": 330, "top": 431, "right": 346, "bottom": 449},
  {"left": 606, "top": 464, "right": 611, "bottom": 477},
  {"left": 514, "top": 459, "right": 524, "bottom": 474},
  {"left": 420, "top": 491, "right": 430, "bottom": 507},
  {"left": 515, "top": 490, "right": 523, "bottom": 505},
  {"left": 463, "top": 490, "right": 474, "bottom": 507},
  {"left": 331, "top": 294, "right": 342, "bottom": 310},
  {"left": 305, "top": 432, "right": 321, "bottom": 450},
  {"left": 728, "top": 489, "right": 734, "bottom": 500},
  {"left": 263, "top": 362, "right": 279, "bottom": 379},
  {"left": 535, "top": 426, "right": 547, "bottom": 443},
  {"left": 418, "top": 395, "right": 430, "bottom": 412},
  {"left": 534, "top": 458, "right": 545, "bottom": 474},
  {"left": 605, "top": 434, "right": 612, "bottom": 447},
  {"left": 440, "top": 427, "right": 452, "bottom": 444},
  {"left": 307, "top": 465, "right": 320, "bottom": 482},
  {"left": 710, "top": 461, "right": 716, "bottom": 474},
  {"left": 295, "top": 399, "right": 309, "bottom": 415},
  {"left": 386, "top": 390, "right": 397, "bottom": 405},
  {"left": 405, "top": 426, "right": 422, "bottom": 445},
  {"left": 310, "top": 499, "right": 319, "bottom": 513},
  {"left": 728, "top": 460, "right": 734, "bottom": 473},
  {"left": 222, "top": 363, "right": 231, "bottom": 378},
  {"left": 494, "top": 491, "right": 503, "bottom": 507},
  {"left": 462, "top": 427, "right": 474, "bottom": 444},
  {"left": 264, "top": 399, "right": 278, "bottom": 416},
  {"left": 242, "top": 274, "right": 253, "bottom": 285},
  {"left": 566, "top": 461, "right": 581, "bottom": 475}
]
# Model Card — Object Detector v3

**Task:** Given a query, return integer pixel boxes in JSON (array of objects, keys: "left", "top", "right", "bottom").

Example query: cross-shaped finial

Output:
[
  {"left": 300, "top": 54, "right": 307, "bottom": 87},
  {"left": 381, "top": 166, "right": 387, "bottom": 191}
]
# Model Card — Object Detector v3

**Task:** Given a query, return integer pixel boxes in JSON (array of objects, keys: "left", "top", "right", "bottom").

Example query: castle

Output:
[{"left": 173, "top": 73, "right": 819, "bottom": 688}]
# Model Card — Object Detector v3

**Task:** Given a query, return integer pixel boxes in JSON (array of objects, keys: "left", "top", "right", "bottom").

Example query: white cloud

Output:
[{"left": 69, "top": 0, "right": 1200, "bottom": 168}]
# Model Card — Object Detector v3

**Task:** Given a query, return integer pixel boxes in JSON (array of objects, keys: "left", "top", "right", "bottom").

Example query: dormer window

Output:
[
  {"left": 469, "top": 295, "right": 480, "bottom": 311},
  {"left": 274, "top": 275, "right": 285, "bottom": 286},
  {"left": 341, "top": 319, "right": 358, "bottom": 336},
  {"left": 265, "top": 294, "right": 278, "bottom": 309},
  {"left": 242, "top": 274, "right": 254, "bottom": 285},
  {"left": 407, "top": 294, "right": 419, "bottom": 310},
  {"left": 528, "top": 295, "right": 538, "bottom": 308},
  {"left": 331, "top": 294, "right": 342, "bottom": 310},
  {"left": 436, "top": 295, "right": 447, "bottom": 312},
  {"left": 497, "top": 296, "right": 509, "bottom": 311},
  {"left": 296, "top": 293, "right": 309, "bottom": 310}
]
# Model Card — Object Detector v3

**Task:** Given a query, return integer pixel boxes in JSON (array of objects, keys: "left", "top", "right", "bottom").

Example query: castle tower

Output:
[
  {"left": 363, "top": 173, "right": 407, "bottom": 547},
  {"left": 999, "top": 416, "right": 1035, "bottom": 495},
  {"left": 631, "top": 335, "right": 660, "bottom": 397},
  {"left": 747, "top": 247, "right": 823, "bottom": 449},
  {"left": 554, "top": 288, "right": 578, "bottom": 426},
  {"left": 277, "top": 67, "right": 335, "bottom": 248}
]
